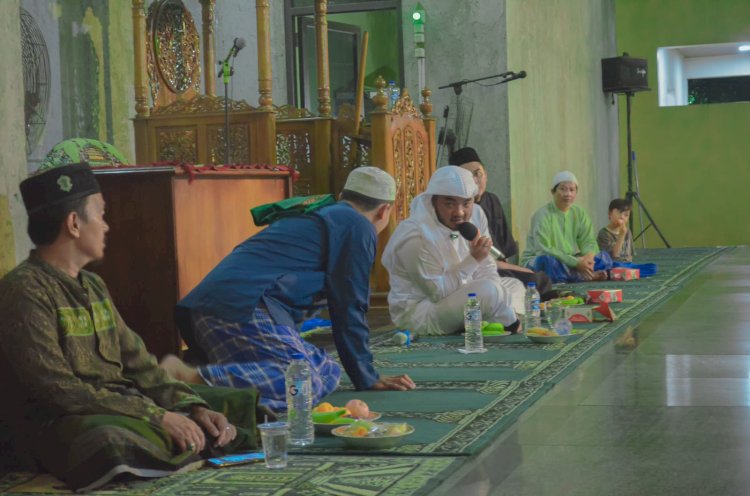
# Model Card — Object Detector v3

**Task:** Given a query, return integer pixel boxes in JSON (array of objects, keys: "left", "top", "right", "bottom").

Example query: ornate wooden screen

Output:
[
  {"left": 369, "top": 80, "right": 437, "bottom": 292},
  {"left": 131, "top": 0, "right": 276, "bottom": 165}
]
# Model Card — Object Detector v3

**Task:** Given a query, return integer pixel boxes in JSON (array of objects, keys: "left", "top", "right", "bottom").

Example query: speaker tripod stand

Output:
[{"left": 621, "top": 91, "right": 670, "bottom": 248}]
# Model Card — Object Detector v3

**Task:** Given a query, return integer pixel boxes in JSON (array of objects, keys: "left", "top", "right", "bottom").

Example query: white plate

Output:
[
  {"left": 315, "top": 411, "right": 382, "bottom": 434},
  {"left": 332, "top": 423, "right": 414, "bottom": 449}
]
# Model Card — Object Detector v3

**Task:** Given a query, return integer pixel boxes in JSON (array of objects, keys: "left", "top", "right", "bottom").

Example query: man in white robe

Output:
[{"left": 382, "top": 166, "right": 523, "bottom": 336}]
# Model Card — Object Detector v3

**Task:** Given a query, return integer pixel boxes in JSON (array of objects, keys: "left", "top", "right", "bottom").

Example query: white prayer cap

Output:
[
  {"left": 425, "top": 165, "right": 478, "bottom": 199},
  {"left": 343, "top": 166, "right": 396, "bottom": 201},
  {"left": 551, "top": 170, "right": 578, "bottom": 189}
]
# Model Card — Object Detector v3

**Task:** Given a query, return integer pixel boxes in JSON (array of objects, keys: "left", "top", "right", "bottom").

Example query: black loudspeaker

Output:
[{"left": 601, "top": 55, "right": 649, "bottom": 93}]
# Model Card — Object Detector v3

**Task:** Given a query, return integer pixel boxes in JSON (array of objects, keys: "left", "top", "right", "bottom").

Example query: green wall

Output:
[
  {"left": 1, "top": 0, "right": 29, "bottom": 269},
  {"left": 507, "top": 0, "right": 619, "bottom": 252},
  {"left": 57, "top": 0, "right": 134, "bottom": 161},
  {"left": 616, "top": 0, "right": 750, "bottom": 247},
  {"left": 332, "top": 10, "right": 400, "bottom": 88}
]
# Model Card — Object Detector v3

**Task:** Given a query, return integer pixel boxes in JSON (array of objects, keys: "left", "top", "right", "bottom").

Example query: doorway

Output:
[{"left": 284, "top": 0, "right": 403, "bottom": 116}]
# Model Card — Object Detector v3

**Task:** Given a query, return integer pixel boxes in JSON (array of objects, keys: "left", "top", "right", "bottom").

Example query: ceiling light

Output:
[{"left": 739, "top": 44, "right": 750, "bottom": 52}]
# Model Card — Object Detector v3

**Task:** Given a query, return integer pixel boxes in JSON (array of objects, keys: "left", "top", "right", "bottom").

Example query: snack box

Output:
[
  {"left": 610, "top": 268, "right": 640, "bottom": 281},
  {"left": 563, "top": 302, "right": 617, "bottom": 323},
  {"left": 563, "top": 305, "right": 594, "bottom": 322},
  {"left": 587, "top": 289, "right": 623, "bottom": 303}
]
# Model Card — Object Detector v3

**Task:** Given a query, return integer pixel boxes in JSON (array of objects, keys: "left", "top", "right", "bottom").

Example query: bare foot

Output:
[{"left": 159, "top": 354, "right": 206, "bottom": 384}]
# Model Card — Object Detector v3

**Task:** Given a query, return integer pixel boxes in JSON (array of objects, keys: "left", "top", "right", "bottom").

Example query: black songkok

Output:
[
  {"left": 20, "top": 163, "right": 101, "bottom": 215},
  {"left": 449, "top": 147, "right": 482, "bottom": 166}
]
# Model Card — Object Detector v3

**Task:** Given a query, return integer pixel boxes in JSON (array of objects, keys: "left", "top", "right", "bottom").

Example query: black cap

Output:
[
  {"left": 450, "top": 147, "right": 482, "bottom": 166},
  {"left": 20, "top": 163, "right": 101, "bottom": 215}
]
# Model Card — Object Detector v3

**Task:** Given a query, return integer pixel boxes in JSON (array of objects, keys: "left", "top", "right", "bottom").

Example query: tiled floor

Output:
[{"left": 435, "top": 246, "right": 750, "bottom": 496}]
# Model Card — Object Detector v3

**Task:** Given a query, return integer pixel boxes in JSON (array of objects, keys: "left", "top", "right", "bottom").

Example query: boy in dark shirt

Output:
[{"left": 597, "top": 198, "right": 634, "bottom": 262}]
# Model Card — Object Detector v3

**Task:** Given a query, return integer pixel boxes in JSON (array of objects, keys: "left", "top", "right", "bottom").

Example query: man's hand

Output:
[
  {"left": 575, "top": 256, "right": 594, "bottom": 280},
  {"left": 469, "top": 233, "right": 493, "bottom": 262},
  {"left": 190, "top": 406, "right": 237, "bottom": 448},
  {"left": 497, "top": 260, "right": 533, "bottom": 273},
  {"left": 371, "top": 374, "right": 416, "bottom": 391},
  {"left": 162, "top": 411, "right": 206, "bottom": 453}
]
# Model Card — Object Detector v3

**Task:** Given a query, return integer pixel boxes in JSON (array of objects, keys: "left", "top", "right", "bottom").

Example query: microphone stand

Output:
[
  {"left": 437, "top": 72, "right": 524, "bottom": 161},
  {"left": 219, "top": 58, "right": 233, "bottom": 166}
]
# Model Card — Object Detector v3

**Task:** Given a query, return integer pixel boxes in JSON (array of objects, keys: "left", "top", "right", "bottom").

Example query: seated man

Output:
[
  {"left": 520, "top": 171, "right": 612, "bottom": 283},
  {"left": 163, "top": 167, "right": 415, "bottom": 412},
  {"left": 0, "top": 164, "right": 252, "bottom": 491},
  {"left": 382, "top": 166, "right": 523, "bottom": 336},
  {"left": 450, "top": 147, "right": 555, "bottom": 300}
]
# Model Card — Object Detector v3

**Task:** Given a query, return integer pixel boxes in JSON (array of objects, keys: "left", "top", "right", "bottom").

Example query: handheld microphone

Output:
[
  {"left": 222, "top": 37, "right": 246, "bottom": 65},
  {"left": 457, "top": 222, "right": 506, "bottom": 261}
]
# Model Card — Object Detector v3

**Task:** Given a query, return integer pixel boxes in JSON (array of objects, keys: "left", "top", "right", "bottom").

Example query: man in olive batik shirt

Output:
[{"left": 0, "top": 164, "right": 255, "bottom": 491}]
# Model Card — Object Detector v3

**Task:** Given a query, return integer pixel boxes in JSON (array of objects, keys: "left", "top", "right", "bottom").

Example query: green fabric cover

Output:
[{"left": 251, "top": 194, "right": 336, "bottom": 226}]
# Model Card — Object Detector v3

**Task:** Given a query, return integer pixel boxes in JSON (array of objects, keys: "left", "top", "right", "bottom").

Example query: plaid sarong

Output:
[{"left": 194, "top": 307, "right": 341, "bottom": 412}]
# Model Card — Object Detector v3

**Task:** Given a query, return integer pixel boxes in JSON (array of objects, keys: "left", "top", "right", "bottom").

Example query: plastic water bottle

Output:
[
  {"left": 285, "top": 353, "right": 314, "bottom": 446},
  {"left": 524, "top": 282, "right": 541, "bottom": 331},
  {"left": 387, "top": 80, "right": 400, "bottom": 110},
  {"left": 464, "top": 293, "right": 485, "bottom": 352}
]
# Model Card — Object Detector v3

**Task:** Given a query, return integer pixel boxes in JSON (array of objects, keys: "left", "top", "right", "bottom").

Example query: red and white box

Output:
[
  {"left": 610, "top": 268, "right": 640, "bottom": 281},
  {"left": 563, "top": 305, "right": 594, "bottom": 323},
  {"left": 587, "top": 289, "right": 623, "bottom": 303},
  {"left": 564, "top": 302, "right": 617, "bottom": 322}
]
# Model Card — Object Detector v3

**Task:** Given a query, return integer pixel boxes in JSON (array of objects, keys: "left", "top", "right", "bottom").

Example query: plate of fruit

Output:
[
  {"left": 526, "top": 327, "right": 578, "bottom": 343},
  {"left": 312, "top": 400, "right": 381, "bottom": 434},
  {"left": 481, "top": 322, "right": 511, "bottom": 341},
  {"left": 331, "top": 420, "right": 414, "bottom": 449}
]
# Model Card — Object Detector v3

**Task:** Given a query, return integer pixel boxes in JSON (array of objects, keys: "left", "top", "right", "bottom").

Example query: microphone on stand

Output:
[
  {"left": 219, "top": 38, "right": 246, "bottom": 77},
  {"left": 223, "top": 37, "right": 246, "bottom": 64},
  {"left": 457, "top": 222, "right": 507, "bottom": 261},
  {"left": 505, "top": 70, "right": 527, "bottom": 81}
]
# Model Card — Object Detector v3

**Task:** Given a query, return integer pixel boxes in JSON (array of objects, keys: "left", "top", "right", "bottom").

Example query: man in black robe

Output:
[{"left": 451, "top": 147, "right": 555, "bottom": 300}]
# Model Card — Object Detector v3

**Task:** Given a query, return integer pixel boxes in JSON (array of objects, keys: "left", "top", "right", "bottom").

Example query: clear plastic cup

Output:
[{"left": 258, "top": 421, "right": 289, "bottom": 469}]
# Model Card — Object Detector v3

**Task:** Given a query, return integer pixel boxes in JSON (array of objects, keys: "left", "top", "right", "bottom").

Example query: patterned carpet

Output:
[
  {"left": 0, "top": 456, "right": 462, "bottom": 495},
  {"left": 308, "top": 247, "right": 729, "bottom": 455},
  {"left": 0, "top": 247, "right": 727, "bottom": 494}
]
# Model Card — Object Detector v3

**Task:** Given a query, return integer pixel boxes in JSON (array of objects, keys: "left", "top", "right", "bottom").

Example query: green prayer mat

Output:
[
  {"left": 0, "top": 456, "right": 462, "bottom": 496},
  {"left": 308, "top": 247, "right": 728, "bottom": 456}
]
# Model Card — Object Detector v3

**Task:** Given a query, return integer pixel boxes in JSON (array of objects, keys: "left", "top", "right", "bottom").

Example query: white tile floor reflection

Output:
[{"left": 433, "top": 247, "right": 750, "bottom": 496}]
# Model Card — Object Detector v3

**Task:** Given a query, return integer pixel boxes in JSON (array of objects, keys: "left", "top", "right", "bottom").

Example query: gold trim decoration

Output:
[
  {"left": 392, "top": 88, "right": 422, "bottom": 119},
  {"left": 153, "top": 95, "right": 256, "bottom": 114},
  {"left": 392, "top": 128, "right": 405, "bottom": 220},
  {"left": 420, "top": 88, "right": 433, "bottom": 117},
  {"left": 372, "top": 76, "right": 388, "bottom": 110},
  {"left": 150, "top": 0, "right": 201, "bottom": 95},
  {"left": 145, "top": 1, "right": 160, "bottom": 106},
  {"left": 276, "top": 131, "right": 313, "bottom": 195},
  {"left": 274, "top": 104, "right": 315, "bottom": 120}
]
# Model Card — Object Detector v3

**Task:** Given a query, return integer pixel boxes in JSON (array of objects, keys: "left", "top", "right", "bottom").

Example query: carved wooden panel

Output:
[{"left": 157, "top": 127, "right": 197, "bottom": 163}]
